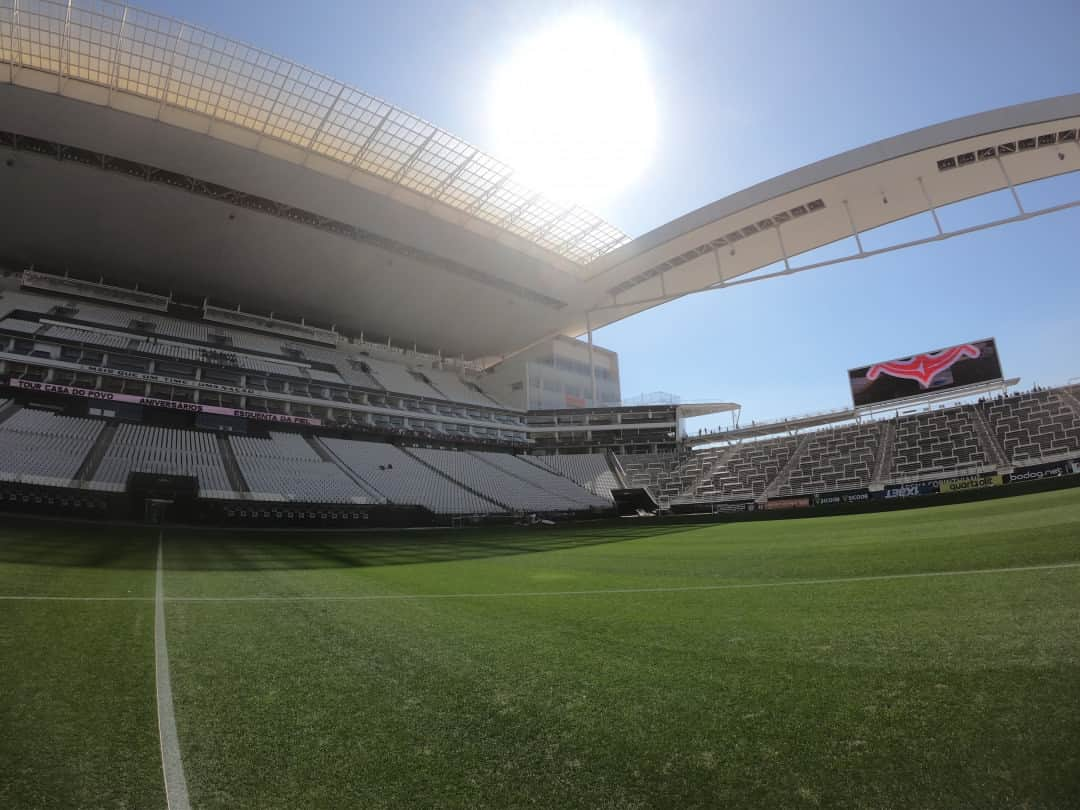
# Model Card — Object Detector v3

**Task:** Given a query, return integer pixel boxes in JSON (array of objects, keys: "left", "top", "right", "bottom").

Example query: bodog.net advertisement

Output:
[{"left": 848, "top": 338, "right": 1003, "bottom": 407}]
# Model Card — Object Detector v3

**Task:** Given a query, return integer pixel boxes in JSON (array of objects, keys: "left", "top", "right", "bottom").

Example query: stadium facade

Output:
[{"left": 1, "top": 2, "right": 1079, "bottom": 524}]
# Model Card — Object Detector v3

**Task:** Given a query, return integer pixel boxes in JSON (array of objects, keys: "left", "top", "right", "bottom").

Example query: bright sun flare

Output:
[{"left": 490, "top": 15, "right": 657, "bottom": 208}]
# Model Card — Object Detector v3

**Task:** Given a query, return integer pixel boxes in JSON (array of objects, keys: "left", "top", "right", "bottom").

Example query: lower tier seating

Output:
[
  {"left": 778, "top": 423, "right": 881, "bottom": 495},
  {"left": 979, "top": 390, "right": 1080, "bottom": 464},
  {"left": 0, "top": 408, "right": 102, "bottom": 487},
  {"left": 321, "top": 439, "right": 496, "bottom": 514},
  {"left": 889, "top": 406, "right": 988, "bottom": 479},
  {"left": 91, "top": 423, "right": 234, "bottom": 498},
  {"left": 230, "top": 433, "right": 373, "bottom": 504},
  {"left": 531, "top": 454, "right": 620, "bottom": 501}
]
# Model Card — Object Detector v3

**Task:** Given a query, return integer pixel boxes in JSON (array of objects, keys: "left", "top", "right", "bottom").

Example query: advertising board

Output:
[{"left": 849, "top": 338, "right": 1003, "bottom": 407}]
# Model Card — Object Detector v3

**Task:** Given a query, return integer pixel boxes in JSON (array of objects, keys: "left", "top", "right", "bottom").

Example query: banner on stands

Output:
[
  {"left": 938, "top": 473, "right": 1003, "bottom": 494},
  {"left": 766, "top": 496, "right": 811, "bottom": 510},
  {"left": 7, "top": 378, "right": 321, "bottom": 426},
  {"left": 812, "top": 489, "right": 871, "bottom": 506},
  {"left": 1007, "top": 459, "right": 1080, "bottom": 483},
  {"left": 883, "top": 481, "right": 940, "bottom": 499}
]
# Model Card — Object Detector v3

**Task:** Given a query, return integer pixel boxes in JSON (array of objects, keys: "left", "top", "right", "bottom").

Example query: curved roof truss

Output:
[{"left": 576, "top": 94, "right": 1080, "bottom": 334}]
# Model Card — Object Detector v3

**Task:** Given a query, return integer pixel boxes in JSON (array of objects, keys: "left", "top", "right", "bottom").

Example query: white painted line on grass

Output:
[
  {"left": 0, "top": 595, "right": 152, "bottom": 601},
  {"left": 164, "top": 560, "right": 1080, "bottom": 603},
  {"left": 155, "top": 531, "right": 192, "bottom": 810}
]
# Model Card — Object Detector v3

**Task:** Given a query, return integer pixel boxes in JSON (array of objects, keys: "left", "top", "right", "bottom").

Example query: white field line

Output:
[
  {"left": 155, "top": 531, "right": 191, "bottom": 810},
  {"left": 1, "top": 560, "right": 1078, "bottom": 604},
  {"left": 166, "top": 560, "right": 1080, "bottom": 602}
]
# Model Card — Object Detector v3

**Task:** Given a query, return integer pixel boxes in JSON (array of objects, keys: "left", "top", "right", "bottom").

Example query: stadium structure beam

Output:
[{"left": 589, "top": 193, "right": 1080, "bottom": 316}]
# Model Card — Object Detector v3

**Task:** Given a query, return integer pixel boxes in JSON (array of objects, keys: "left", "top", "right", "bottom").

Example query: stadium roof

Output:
[
  {"left": 0, "top": 3, "right": 1077, "bottom": 362},
  {"left": 0, "top": 0, "right": 628, "bottom": 265},
  {"left": 572, "top": 93, "right": 1080, "bottom": 339}
]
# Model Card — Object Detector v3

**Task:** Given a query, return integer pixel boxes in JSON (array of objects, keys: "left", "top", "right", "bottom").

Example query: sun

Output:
[{"left": 489, "top": 14, "right": 657, "bottom": 209}]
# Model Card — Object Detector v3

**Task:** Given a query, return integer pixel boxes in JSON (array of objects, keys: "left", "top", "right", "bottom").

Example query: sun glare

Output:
[{"left": 490, "top": 14, "right": 657, "bottom": 209}]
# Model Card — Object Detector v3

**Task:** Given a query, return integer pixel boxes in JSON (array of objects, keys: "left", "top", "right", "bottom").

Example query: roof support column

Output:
[
  {"left": 585, "top": 309, "right": 597, "bottom": 405},
  {"left": 842, "top": 200, "right": 865, "bottom": 254},
  {"left": 11, "top": 0, "right": 23, "bottom": 78},
  {"left": 157, "top": 24, "right": 186, "bottom": 119},
  {"left": 107, "top": 7, "right": 129, "bottom": 106},
  {"left": 775, "top": 226, "right": 791, "bottom": 272},
  {"left": 995, "top": 156, "right": 1025, "bottom": 215},
  {"left": 713, "top": 248, "right": 724, "bottom": 285},
  {"left": 917, "top": 176, "right": 945, "bottom": 236},
  {"left": 58, "top": 0, "right": 72, "bottom": 89}
]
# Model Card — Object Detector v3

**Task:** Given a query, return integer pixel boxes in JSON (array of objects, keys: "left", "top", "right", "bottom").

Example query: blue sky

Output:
[{"left": 146, "top": 0, "right": 1080, "bottom": 423}]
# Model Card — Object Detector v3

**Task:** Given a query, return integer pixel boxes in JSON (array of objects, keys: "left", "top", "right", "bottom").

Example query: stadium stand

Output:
[
  {"left": 90, "top": 423, "right": 234, "bottom": 498},
  {"left": 321, "top": 438, "right": 499, "bottom": 514},
  {"left": 978, "top": 389, "right": 1080, "bottom": 464},
  {"left": 530, "top": 454, "right": 620, "bottom": 501},
  {"left": 776, "top": 423, "right": 882, "bottom": 495},
  {"left": 620, "top": 452, "right": 686, "bottom": 500},
  {"left": 702, "top": 435, "right": 804, "bottom": 498},
  {"left": 230, "top": 433, "right": 373, "bottom": 504},
  {"left": 887, "top": 406, "right": 989, "bottom": 480},
  {"left": 0, "top": 408, "right": 102, "bottom": 487},
  {"left": 472, "top": 452, "right": 609, "bottom": 508},
  {"left": 410, "top": 448, "right": 600, "bottom": 512}
]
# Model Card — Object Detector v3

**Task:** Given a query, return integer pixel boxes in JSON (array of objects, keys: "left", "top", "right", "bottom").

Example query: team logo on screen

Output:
[{"left": 866, "top": 343, "right": 981, "bottom": 388}]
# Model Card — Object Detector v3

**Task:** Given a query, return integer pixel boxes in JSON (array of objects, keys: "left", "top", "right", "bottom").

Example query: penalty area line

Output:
[
  {"left": 163, "top": 560, "right": 1080, "bottom": 603},
  {"left": 155, "top": 530, "right": 191, "bottom": 810}
]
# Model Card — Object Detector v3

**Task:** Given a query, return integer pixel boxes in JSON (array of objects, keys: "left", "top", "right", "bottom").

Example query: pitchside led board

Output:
[{"left": 848, "top": 338, "right": 1003, "bottom": 407}]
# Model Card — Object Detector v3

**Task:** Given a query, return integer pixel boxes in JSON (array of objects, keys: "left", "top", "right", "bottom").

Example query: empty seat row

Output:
[
  {"left": 531, "top": 454, "right": 619, "bottom": 501},
  {"left": 89, "top": 423, "right": 234, "bottom": 498},
  {"left": 0, "top": 407, "right": 102, "bottom": 487}
]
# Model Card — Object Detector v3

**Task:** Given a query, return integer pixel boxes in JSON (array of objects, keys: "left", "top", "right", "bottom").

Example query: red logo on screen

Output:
[{"left": 867, "top": 344, "right": 981, "bottom": 388}]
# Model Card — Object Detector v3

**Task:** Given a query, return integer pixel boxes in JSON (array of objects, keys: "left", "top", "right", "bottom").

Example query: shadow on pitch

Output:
[{"left": 0, "top": 522, "right": 704, "bottom": 571}]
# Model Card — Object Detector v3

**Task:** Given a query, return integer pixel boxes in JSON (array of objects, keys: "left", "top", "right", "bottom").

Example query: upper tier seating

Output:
[
  {"left": 889, "top": 406, "right": 988, "bottom": 479},
  {"left": 778, "top": 423, "right": 881, "bottom": 495},
  {"left": 978, "top": 390, "right": 1080, "bottom": 464},
  {"left": 423, "top": 368, "right": 503, "bottom": 409},
  {"left": 531, "top": 454, "right": 619, "bottom": 501},
  {"left": 8, "top": 291, "right": 516, "bottom": 414},
  {"left": 322, "top": 438, "right": 497, "bottom": 514},
  {"left": 91, "top": 423, "right": 233, "bottom": 498},
  {"left": 230, "top": 432, "right": 373, "bottom": 504},
  {"left": 362, "top": 357, "right": 445, "bottom": 399},
  {"left": 0, "top": 407, "right": 102, "bottom": 487}
]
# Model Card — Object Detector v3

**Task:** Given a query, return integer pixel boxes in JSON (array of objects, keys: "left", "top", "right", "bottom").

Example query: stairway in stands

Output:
[
  {"left": 75, "top": 423, "right": 117, "bottom": 487},
  {"left": 1059, "top": 385, "right": 1080, "bottom": 418},
  {"left": 216, "top": 434, "right": 249, "bottom": 497},
  {"left": 689, "top": 442, "right": 741, "bottom": 498},
  {"left": 969, "top": 407, "right": 1010, "bottom": 470},
  {"left": 0, "top": 399, "right": 20, "bottom": 425},
  {"left": 399, "top": 447, "right": 512, "bottom": 511},
  {"left": 308, "top": 436, "right": 384, "bottom": 502},
  {"left": 870, "top": 420, "right": 896, "bottom": 487},
  {"left": 606, "top": 451, "right": 628, "bottom": 488},
  {"left": 763, "top": 434, "right": 812, "bottom": 499}
]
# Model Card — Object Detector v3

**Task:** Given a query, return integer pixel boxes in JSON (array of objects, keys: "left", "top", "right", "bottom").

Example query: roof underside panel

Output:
[{"left": 0, "top": 0, "right": 629, "bottom": 266}]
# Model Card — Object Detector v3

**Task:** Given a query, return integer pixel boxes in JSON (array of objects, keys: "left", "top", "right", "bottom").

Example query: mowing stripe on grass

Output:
[
  {"left": 165, "top": 560, "right": 1080, "bottom": 602},
  {"left": 1, "top": 561, "right": 1077, "bottom": 604},
  {"left": 155, "top": 531, "right": 191, "bottom": 810}
]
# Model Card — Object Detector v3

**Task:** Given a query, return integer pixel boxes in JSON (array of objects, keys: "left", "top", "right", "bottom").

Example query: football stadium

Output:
[{"left": 1, "top": 3, "right": 1079, "bottom": 808}]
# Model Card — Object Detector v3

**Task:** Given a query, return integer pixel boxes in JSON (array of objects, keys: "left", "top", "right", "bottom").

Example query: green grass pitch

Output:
[{"left": 2, "top": 488, "right": 1079, "bottom": 809}]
